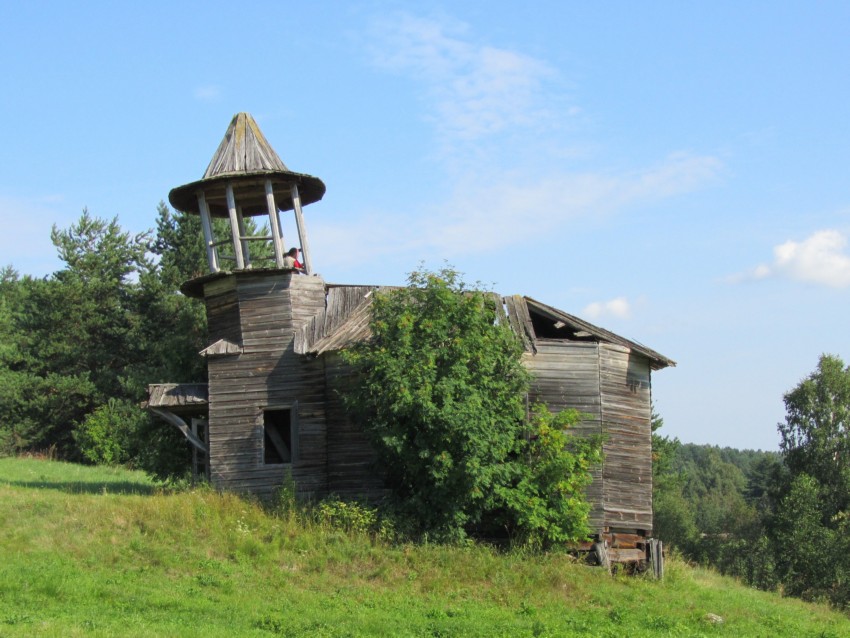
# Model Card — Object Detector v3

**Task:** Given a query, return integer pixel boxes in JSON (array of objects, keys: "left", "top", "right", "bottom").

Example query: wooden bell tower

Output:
[
  {"left": 168, "top": 112, "right": 325, "bottom": 274},
  {"left": 166, "top": 113, "right": 330, "bottom": 497}
]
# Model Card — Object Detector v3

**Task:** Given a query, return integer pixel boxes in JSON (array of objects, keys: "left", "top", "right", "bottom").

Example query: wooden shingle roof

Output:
[
  {"left": 168, "top": 112, "right": 326, "bottom": 217},
  {"left": 144, "top": 383, "right": 209, "bottom": 414},
  {"left": 202, "top": 112, "right": 289, "bottom": 178}
]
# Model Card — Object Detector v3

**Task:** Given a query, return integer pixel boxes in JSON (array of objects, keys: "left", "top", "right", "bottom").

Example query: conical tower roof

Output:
[
  {"left": 202, "top": 112, "right": 289, "bottom": 178},
  {"left": 169, "top": 113, "right": 325, "bottom": 217}
]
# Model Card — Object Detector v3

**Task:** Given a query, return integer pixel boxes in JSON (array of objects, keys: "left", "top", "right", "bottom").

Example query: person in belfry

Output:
[{"left": 283, "top": 247, "right": 305, "bottom": 273}]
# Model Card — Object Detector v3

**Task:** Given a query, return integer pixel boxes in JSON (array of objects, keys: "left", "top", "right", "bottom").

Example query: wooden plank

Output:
[{"left": 291, "top": 183, "right": 312, "bottom": 274}]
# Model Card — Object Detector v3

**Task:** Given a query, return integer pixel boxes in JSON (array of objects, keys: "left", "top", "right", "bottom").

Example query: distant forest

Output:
[
  {"left": 653, "top": 367, "right": 850, "bottom": 610},
  {"left": 2, "top": 207, "right": 850, "bottom": 610}
]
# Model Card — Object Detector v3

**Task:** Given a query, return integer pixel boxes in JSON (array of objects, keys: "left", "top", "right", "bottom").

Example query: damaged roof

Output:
[{"left": 295, "top": 285, "right": 675, "bottom": 370}]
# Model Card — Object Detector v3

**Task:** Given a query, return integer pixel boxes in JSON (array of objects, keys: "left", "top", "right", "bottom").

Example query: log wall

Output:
[
  {"left": 204, "top": 272, "right": 328, "bottom": 498},
  {"left": 599, "top": 344, "right": 653, "bottom": 532},
  {"left": 323, "top": 352, "right": 386, "bottom": 500},
  {"left": 525, "top": 341, "right": 605, "bottom": 531},
  {"left": 525, "top": 341, "right": 654, "bottom": 534}
]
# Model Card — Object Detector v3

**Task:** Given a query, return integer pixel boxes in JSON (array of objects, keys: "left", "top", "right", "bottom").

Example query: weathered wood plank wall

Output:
[
  {"left": 524, "top": 341, "right": 654, "bottom": 534},
  {"left": 599, "top": 344, "right": 653, "bottom": 532},
  {"left": 525, "top": 341, "right": 605, "bottom": 531},
  {"left": 205, "top": 273, "right": 328, "bottom": 497},
  {"left": 323, "top": 352, "right": 386, "bottom": 500}
]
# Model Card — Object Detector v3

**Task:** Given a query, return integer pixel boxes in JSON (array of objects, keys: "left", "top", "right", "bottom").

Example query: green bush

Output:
[
  {"left": 73, "top": 398, "right": 143, "bottom": 465},
  {"left": 342, "top": 267, "right": 600, "bottom": 545},
  {"left": 316, "top": 498, "right": 379, "bottom": 535},
  {"left": 498, "top": 404, "right": 603, "bottom": 547}
]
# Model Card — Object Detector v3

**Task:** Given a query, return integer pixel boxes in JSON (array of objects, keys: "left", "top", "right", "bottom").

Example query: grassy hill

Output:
[{"left": 0, "top": 458, "right": 846, "bottom": 637}]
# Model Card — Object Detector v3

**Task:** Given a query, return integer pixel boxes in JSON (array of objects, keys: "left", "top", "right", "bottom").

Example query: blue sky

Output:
[{"left": 3, "top": 2, "right": 849, "bottom": 451}]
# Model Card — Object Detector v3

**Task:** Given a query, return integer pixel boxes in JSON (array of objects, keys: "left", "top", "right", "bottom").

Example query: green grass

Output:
[{"left": 0, "top": 458, "right": 847, "bottom": 637}]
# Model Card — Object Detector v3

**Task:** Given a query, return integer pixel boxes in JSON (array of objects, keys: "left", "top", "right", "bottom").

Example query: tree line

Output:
[
  {"left": 0, "top": 205, "right": 209, "bottom": 478},
  {"left": 653, "top": 354, "right": 850, "bottom": 609}
]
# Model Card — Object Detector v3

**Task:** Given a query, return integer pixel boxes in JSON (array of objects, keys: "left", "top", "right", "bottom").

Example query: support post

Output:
[
  {"left": 264, "top": 179, "right": 286, "bottom": 268},
  {"left": 191, "top": 418, "right": 199, "bottom": 486},
  {"left": 593, "top": 541, "right": 611, "bottom": 573},
  {"left": 649, "top": 539, "right": 664, "bottom": 579},
  {"left": 194, "top": 418, "right": 210, "bottom": 481},
  {"left": 290, "top": 183, "right": 312, "bottom": 274},
  {"left": 150, "top": 408, "right": 208, "bottom": 454},
  {"left": 225, "top": 182, "right": 245, "bottom": 270},
  {"left": 196, "top": 191, "right": 219, "bottom": 273},
  {"left": 236, "top": 206, "right": 251, "bottom": 268}
]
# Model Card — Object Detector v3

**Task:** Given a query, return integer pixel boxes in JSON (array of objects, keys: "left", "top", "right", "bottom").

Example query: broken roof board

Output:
[{"left": 295, "top": 286, "right": 674, "bottom": 370}]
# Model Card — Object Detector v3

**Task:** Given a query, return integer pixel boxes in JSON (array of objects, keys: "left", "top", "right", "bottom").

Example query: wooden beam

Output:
[
  {"left": 264, "top": 179, "right": 286, "bottom": 268},
  {"left": 290, "top": 183, "right": 312, "bottom": 274},
  {"left": 225, "top": 182, "right": 245, "bottom": 270},
  {"left": 150, "top": 407, "right": 208, "bottom": 453},
  {"left": 196, "top": 190, "right": 220, "bottom": 272},
  {"left": 236, "top": 206, "right": 251, "bottom": 267},
  {"left": 264, "top": 420, "right": 291, "bottom": 463}
]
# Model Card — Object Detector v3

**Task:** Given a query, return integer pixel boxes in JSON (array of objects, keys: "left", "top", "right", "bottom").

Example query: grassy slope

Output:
[{"left": 0, "top": 458, "right": 846, "bottom": 638}]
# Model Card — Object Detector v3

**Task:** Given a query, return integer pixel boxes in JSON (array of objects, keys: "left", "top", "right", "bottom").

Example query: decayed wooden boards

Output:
[
  {"left": 197, "top": 275, "right": 660, "bottom": 535},
  {"left": 599, "top": 345, "right": 653, "bottom": 531},
  {"left": 204, "top": 272, "right": 327, "bottom": 497},
  {"left": 203, "top": 113, "right": 288, "bottom": 179},
  {"left": 294, "top": 285, "right": 376, "bottom": 355},
  {"left": 525, "top": 341, "right": 654, "bottom": 533}
]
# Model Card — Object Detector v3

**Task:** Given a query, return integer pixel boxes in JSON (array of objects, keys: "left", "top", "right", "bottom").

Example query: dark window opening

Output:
[
  {"left": 529, "top": 312, "right": 597, "bottom": 341},
  {"left": 263, "top": 409, "right": 292, "bottom": 464}
]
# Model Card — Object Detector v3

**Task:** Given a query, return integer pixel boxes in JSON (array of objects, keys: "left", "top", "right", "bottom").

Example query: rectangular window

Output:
[{"left": 263, "top": 408, "right": 294, "bottom": 464}]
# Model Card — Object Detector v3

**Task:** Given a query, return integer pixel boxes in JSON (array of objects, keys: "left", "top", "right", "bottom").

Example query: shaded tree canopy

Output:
[{"left": 0, "top": 204, "right": 208, "bottom": 478}]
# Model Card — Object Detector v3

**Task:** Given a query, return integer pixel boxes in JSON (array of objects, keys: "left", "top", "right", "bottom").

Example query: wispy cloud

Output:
[
  {"left": 425, "top": 153, "right": 721, "bottom": 255},
  {"left": 368, "top": 13, "right": 561, "bottom": 149},
  {"left": 339, "top": 10, "right": 722, "bottom": 276},
  {"left": 583, "top": 297, "right": 632, "bottom": 320},
  {"left": 193, "top": 85, "right": 222, "bottom": 101},
  {"left": 731, "top": 229, "right": 850, "bottom": 288}
]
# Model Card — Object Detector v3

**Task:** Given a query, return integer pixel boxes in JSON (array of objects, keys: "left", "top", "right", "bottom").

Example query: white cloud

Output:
[
  {"left": 359, "top": 12, "right": 722, "bottom": 258},
  {"left": 193, "top": 85, "right": 222, "bottom": 101},
  {"left": 732, "top": 229, "right": 850, "bottom": 288},
  {"left": 424, "top": 153, "right": 721, "bottom": 255},
  {"left": 312, "top": 151, "right": 720, "bottom": 266},
  {"left": 368, "top": 13, "right": 560, "bottom": 147},
  {"left": 583, "top": 297, "right": 632, "bottom": 320}
]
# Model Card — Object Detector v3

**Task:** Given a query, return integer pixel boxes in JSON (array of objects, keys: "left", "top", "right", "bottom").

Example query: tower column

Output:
[
  {"left": 196, "top": 190, "right": 220, "bottom": 273},
  {"left": 291, "top": 183, "right": 312, "bottom": 275},
  {"left": 264, "top": 179, "right": 286, "bottom": 268},
  {"left": 225, "top": 182, "right": 246, "bottom": 270},
  {"left": 236, "top": 206, "right": 251, "bottom": 267}
]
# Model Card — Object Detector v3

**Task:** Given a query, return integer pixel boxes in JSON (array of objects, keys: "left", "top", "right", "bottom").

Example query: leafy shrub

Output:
[
  {"left": 74, "top": 398, "right": 144, "bottom": 465},
  {"left": 342, "top": 267, "right": 600, "bottom": 545},
  {"left": 316, "top": 498, "right": 378, "bottom": 534},
  {"left": 498, "top": 404, "right": 603, "bottom": 546}
]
